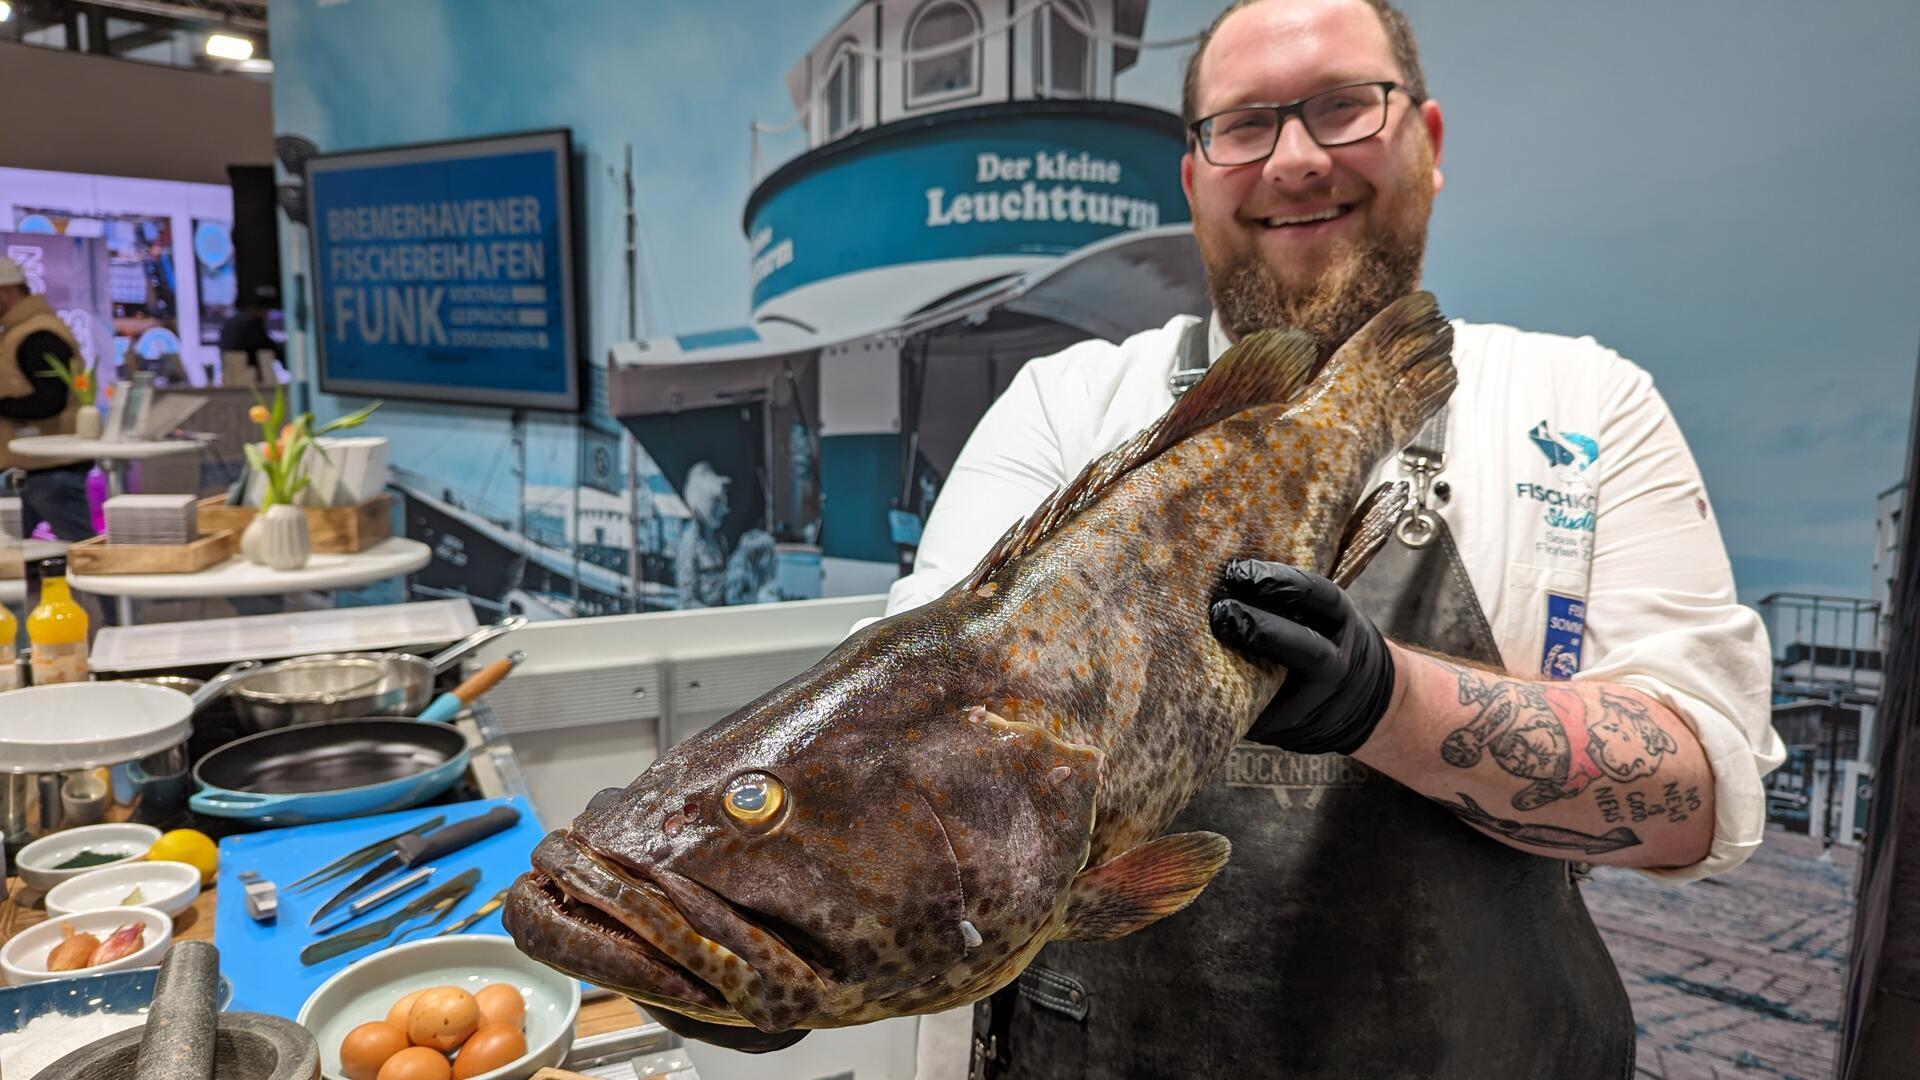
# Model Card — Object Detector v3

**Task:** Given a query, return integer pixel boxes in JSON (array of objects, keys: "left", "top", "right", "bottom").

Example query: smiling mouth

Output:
[
  {"left": 1259, "top": 204, "right": 1355, "bottom": 228},
  {"left": 507, "top": 831, "right": 827, "bottom": 1032}
]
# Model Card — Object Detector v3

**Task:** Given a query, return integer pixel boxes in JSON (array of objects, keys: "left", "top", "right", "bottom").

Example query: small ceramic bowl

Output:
[
  {"left": 0, "top": 905, "right": 173, "bottom": 985},
  {"left": 45, "top": 860, "right": 202, "bottom": 918},
  {"left": 297, "top": 935, "right": 580, "bottom": 1080},
  {"left": 14, "top": 823, "right": 163, "bottom": 893}
]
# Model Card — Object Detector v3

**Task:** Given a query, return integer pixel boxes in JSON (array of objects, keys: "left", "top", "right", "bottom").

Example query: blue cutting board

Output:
[{"left": 213, "top": 796, "right": 546, "bottom": 1019}]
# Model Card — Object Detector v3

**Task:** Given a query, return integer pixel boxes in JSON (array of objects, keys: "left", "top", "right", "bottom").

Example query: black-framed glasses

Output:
[{"left": 1189, "top": 81, "right": 1421, "bottom": 166}]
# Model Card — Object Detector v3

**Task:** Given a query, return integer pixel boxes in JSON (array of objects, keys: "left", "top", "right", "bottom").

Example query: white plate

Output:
[
  {"left": 45, "top": 860, "right": 201, "bottom": 918},
  {"left": 0, "top": 905, "right": 173, "bottom": 985},
  {"left": 0, "top": 683, "right": 192, "bottom": 772},
  {"left": 14, "top": 823, "right": 162, "bottom": 893},
  {"left": 297, "top": 936, "right": 579, "bottom": 1080}
]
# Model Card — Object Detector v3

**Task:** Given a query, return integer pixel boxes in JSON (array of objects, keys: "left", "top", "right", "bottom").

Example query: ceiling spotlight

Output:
[
  {"left": 205, "top": 33, "right": 255, "bottom": 60},
  {"left": 0, "top": 2, "right": 13, "bottom": 23}
]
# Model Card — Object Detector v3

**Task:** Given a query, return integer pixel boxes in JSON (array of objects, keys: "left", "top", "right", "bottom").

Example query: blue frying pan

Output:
[{"left": 189, "top": 717, "right": 469, "bottom": 826}]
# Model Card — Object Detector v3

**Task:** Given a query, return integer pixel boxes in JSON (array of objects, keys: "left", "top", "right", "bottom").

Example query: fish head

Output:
[{"left": 505, "top": 653, "right": 1102, "bottom": 1041}]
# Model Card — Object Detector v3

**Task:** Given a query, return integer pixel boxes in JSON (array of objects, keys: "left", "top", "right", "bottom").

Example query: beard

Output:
[{"left": 1198, "top": 162, "right": 1434, "bottom": 363}]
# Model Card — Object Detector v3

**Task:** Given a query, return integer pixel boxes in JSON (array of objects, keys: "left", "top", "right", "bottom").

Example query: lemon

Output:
[{"left": 147, "top": 828, "right": 218, "bottom": 885}]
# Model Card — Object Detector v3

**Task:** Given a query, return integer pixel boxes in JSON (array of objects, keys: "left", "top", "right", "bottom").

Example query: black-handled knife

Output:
[
  {"left": 308, "top": 806, "right": 519, "bottom": 926},
  {"left": 301, "top": 868, "right": 480, "bottom": 966}
]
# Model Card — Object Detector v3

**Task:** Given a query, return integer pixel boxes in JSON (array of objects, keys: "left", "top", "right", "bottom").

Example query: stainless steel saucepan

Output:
[{"left": 226, "top": 617, "right": 526, "bottom": 731}]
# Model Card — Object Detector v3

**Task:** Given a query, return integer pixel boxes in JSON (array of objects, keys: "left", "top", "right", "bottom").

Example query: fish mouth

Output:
[{"left": 505, "top": 830, "right": 827, "bottom": 1033}]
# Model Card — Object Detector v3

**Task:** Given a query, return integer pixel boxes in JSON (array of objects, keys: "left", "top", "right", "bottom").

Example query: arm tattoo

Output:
[
  {"left": 1432, "top": 792, "right": 1643, "bottom": 854},
  {"left": 1441, "top": 671, "right": 1679, "bottom": 812}
]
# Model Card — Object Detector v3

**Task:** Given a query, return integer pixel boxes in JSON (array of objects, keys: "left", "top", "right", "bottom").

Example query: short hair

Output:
[{"left": 1181, "top": 0, "right": 1429, "bottom": 134}]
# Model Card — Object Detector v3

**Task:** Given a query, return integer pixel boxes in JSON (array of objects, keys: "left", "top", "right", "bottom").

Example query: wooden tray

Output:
[
  {"left": 68, "top": 529, "right": 235, "bottom": 575},
  {"left": 198, "top": 493, "right": 393, "bottom": 554}
]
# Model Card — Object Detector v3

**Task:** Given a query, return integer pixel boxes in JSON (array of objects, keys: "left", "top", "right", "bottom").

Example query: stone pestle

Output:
[{"left": 134, "top": 941, "right": 220, "bottom": 1080}]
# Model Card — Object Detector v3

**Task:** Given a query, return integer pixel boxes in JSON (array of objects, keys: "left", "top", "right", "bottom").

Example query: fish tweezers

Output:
[{"left": 300, "top": 868, "right": 480, "bottom": 965}]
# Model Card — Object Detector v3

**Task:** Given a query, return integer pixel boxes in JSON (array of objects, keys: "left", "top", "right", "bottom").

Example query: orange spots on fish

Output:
[
  {"left": 705, "top": 940, "right": 720, "bottom": 953},
  {"left": 975, "top": 581, "right": 1000, "bottom": 598}
]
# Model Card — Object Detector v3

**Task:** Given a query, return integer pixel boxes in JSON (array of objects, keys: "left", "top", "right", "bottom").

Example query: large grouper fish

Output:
[{"left": 504, "top": 291, "right": 1456, "bottom": 1051}]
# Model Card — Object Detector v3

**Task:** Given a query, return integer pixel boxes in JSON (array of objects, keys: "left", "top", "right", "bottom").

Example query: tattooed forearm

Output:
[
  {"left": 1440, "top": 669, "right": 1679, "bottom": 812},
  {"left": 1431, "top": 792, "right": 1643, "bottom": 855}
]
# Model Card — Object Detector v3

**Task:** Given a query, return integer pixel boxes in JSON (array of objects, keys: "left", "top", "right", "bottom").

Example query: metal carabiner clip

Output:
[{"left": 1395, "top": 447, "right": 1445, "bottom": 549}]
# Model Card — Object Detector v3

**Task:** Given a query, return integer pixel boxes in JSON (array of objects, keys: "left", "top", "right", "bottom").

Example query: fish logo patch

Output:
[{"left": 1529, "top": 421, "right": 1599, "bottom": 474}]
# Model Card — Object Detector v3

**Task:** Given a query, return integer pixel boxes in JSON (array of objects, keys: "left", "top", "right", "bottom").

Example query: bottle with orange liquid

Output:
[
  {"left": 28, "top": 556, "right": 89, "bottom": 685},
  {"left": 0, "top": 597, "right": 17, "bottom": 691}
]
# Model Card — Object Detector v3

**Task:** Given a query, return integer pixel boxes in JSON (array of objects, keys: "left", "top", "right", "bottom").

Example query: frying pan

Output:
[
  {"left": 188, "top": 655, "right": 524, "bottom": 826},
  {"left": 188, "top": 719, "right": 470, "bottom": 826}
]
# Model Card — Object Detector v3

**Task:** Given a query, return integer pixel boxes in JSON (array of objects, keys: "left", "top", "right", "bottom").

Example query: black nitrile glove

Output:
[{"left": 1209, "top": 559, "right": 1395, "bottom": 755}]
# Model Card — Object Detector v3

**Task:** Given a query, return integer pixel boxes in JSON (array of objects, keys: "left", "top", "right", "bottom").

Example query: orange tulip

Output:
[
  {"left": 249, "top": 404, "right": 270, "bottom": 424},
  {"left": 72, "top": 373, "right": 91, "bottom": 393},
  {"left": 263, "top": 441, "right": 279, "bottom": 462}
]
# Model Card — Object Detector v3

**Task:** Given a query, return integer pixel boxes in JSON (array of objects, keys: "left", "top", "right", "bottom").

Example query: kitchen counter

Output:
[{"left": 0, "top": 702, "right": 667, "bottom": 1053}]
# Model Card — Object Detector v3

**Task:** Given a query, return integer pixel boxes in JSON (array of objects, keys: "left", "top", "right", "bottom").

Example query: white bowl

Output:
[
  {"left": 0, "top": 905, "right": 173, "bottom": 985},
  {"left": 297, "top": 935, "right": 580, "bottom": 1080},
  {"left": 14, "top": 823, "right": 162, "bottom": 893},
  {"left": 45, "top": 860, "right": 201, "bottom": 918},
  {"left": 0, "top": 683, "right": 193, "bottom": 772}
]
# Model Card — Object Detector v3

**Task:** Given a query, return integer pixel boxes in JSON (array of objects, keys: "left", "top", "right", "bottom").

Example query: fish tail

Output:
[
  {"left": 1327, "top": 292, "right": 1457, "bottom": 448},
  {"left": 1378, "top": 293, "right": 1457, "bottom": 447}
]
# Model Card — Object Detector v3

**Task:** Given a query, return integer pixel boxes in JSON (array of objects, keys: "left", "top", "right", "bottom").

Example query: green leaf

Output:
[{"left": 314, "top": 400, "right": 382, "bottom": 435}]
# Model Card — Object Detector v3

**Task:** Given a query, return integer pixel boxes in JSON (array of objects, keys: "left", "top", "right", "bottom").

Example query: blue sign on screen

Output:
[{"left": 307, "top": 130, "right": 578, "bottom": 410}]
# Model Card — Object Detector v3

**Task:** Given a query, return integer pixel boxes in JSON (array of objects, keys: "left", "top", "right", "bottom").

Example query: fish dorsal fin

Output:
[
  {"left": 964, "top": 329, "right": 1318, "bottom": 591},
  {"left": 1059, "top": 831, "right": 1232, "bottom": 942}
]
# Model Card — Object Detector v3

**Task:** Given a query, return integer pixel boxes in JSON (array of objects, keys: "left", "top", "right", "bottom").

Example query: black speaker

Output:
[{"left": 228, "top": 164, "right": 282, "bottom": 307}]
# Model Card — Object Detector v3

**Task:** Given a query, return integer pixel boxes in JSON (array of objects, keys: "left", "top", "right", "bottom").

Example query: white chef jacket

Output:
[{"left": 881, "top": 313, "right": 1784, "bottom": 883}]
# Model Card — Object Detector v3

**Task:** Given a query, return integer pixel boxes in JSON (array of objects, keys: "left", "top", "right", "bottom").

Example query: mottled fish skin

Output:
[{"left": 506, "top": 293, "right": 1455, "bottom": 1035}]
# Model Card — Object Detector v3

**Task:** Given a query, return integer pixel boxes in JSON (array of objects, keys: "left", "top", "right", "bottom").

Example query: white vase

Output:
[
  {"left": 73, "top": 407, "right": 101, "bottom": 439},
  {"left": 242, "top": 504, "right": 311, "bottom": 570}
]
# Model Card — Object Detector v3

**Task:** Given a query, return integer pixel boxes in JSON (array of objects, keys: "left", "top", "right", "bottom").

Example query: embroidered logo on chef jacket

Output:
[
  {"left": 1519, "top": 420, "right": 1600, "bottom": 562},
  {"left": 1541, "top": 593, "right": 1586, "bottom": 680}
]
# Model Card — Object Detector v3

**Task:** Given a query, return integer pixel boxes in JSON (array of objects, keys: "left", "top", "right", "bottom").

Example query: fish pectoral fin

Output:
[
  {"left": 1058, "top": 831, "right": 1231, "bottom": 942},
  {"left": 1329, "top": 481, "right": 1409, "bottom": 588}
]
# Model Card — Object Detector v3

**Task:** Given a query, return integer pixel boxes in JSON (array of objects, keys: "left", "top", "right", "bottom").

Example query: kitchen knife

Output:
[
  {"left": 288, "top": 815, "right": 447, "bottom": 892},
  {"left": 308, "top": 806, "right": 519, "bottom": 926},
  {"left": 311, "top": 866, "right": 435, "bottom": 934},
  {"left": 301, "top": 868, "right": 480, "bottom": 966}
]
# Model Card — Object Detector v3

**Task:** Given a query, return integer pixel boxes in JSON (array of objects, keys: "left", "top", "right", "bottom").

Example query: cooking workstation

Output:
[{"left": 0, "top": 603, "right": 694, "bottom": 1080}]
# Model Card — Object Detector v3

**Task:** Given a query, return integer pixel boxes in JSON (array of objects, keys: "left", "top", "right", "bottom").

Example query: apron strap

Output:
[
  {"left": 1167, "top": 319, "right": 1210, "bottom": 399},
  {"left": 1395, "top": 405, "right": 1450, "bottom": 549}
]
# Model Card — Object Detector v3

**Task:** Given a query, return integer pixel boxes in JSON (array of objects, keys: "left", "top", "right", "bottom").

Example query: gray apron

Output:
[{"left": 971, "top": 339, "right": 1635, "bottom": 1079}]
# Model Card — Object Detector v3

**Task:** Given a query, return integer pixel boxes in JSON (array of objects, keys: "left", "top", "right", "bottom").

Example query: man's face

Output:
[{"left": 1180, "top": 0, "right": 1445, "bottom": 352}]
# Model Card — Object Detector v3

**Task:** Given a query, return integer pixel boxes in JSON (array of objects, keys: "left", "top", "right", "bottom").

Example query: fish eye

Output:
[{"left": 722, "top": 771, "right": 787, "bottom": 831}]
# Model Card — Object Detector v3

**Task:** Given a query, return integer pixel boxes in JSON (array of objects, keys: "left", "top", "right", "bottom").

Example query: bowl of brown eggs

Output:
[{"left": 295, "top": 936, "right": 579, "bottom": 1080}]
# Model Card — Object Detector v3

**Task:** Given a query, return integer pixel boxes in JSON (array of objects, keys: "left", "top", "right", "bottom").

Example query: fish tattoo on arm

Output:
[{"left": 1439, "top": 671, "right": 1678, "bottom": 812}]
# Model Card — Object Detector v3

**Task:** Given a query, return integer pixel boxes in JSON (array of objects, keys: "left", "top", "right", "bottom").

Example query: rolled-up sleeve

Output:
[{"left": 1575, "top": 356, "right": 1786, "bottom": 881}]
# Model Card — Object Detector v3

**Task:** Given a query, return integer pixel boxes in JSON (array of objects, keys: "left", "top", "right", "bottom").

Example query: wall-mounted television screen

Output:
[{"left": 306, "top": 128, "right": 580, "bottom": 412}]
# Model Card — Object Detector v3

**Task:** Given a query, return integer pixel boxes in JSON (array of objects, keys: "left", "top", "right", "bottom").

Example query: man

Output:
[
  {"left": 674, "top": 461, "right": 733, "bottom": 608},
  {"left": 0, "top": 256, "right": 95, "bottom": 542},
  {"left": 885, "top": 1, "right": 1784, "bottom": 1077}
]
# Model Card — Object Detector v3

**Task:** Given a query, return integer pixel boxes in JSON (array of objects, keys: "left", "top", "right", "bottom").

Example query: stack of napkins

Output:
[
  {"left": 104, "top": 494, "right": 200, "bottom": 546},
  {"left": 0, "top": 497, "right": 21, "bottom": 541}
]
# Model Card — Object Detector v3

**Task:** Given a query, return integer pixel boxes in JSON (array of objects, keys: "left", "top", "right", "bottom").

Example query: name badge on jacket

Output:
[{"left": 1542, "top": 593, "right": 1585, "bottom": 680}]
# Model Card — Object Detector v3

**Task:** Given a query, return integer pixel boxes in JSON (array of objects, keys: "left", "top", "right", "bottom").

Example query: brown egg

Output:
[
  {"left": 471, "top": 984, "right": 525, "bottom": 1031},
  {"left": 451, "top": 1025, "right": 527, "bottom": 1080},
  {"left": 377, "top": 1046, "right": 451, "bottom": 1080},
  {"left": 386, "top": 990, "right": 425, "bottom": 1032},
  {"left": 407, "top": 986, "right": 480, "bottom": 1052},
  {"left": 339, "top": 1021, "right": 411, "bottom": 1080}
]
